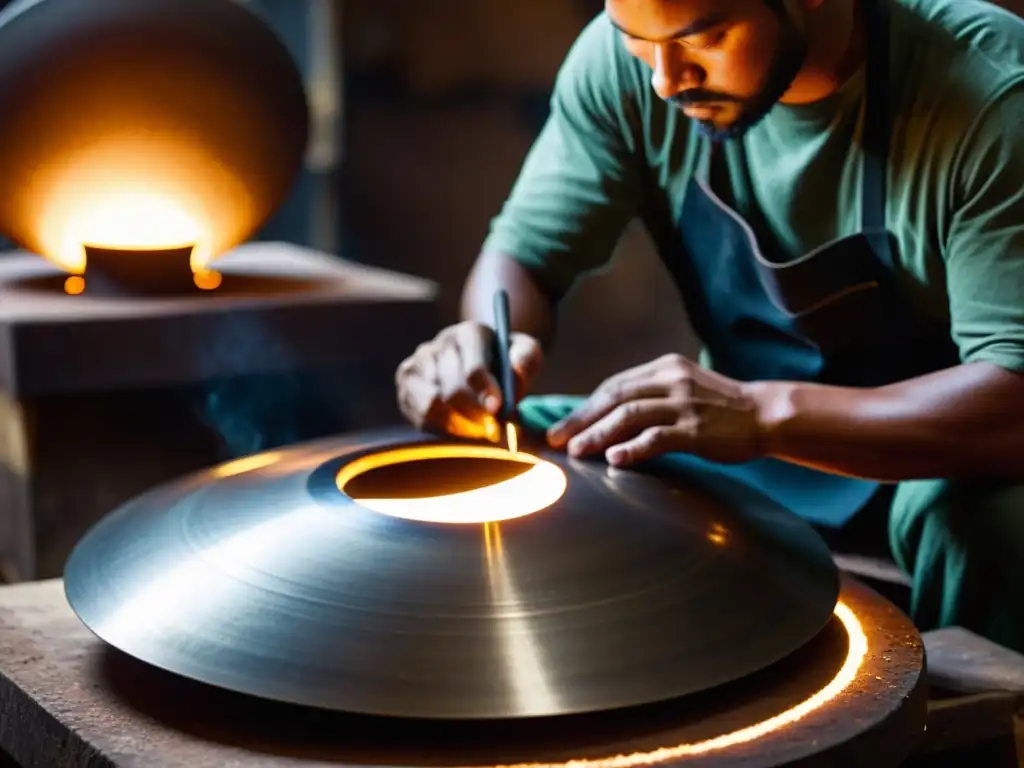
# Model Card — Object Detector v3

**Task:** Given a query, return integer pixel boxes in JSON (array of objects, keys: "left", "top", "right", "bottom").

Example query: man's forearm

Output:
[
  {"left": 752, "top": 362, "right": 1024, "bottom": 481},
  {"left": 460, "top": 251, "right": 558, "bottom": 347}
]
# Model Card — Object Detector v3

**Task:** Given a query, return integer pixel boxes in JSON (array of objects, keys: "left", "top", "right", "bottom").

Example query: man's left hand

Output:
[{"left": 546, "top": 354, "right": 766, "bottom": 466}]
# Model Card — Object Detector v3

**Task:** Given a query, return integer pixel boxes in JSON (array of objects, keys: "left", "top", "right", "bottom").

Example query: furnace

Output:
[{"left": 0, "top": 0, "right": 438, "bottom": 581}]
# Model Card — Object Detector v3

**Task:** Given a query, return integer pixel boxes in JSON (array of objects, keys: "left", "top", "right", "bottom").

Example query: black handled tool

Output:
[{"left": 492, "top": 289, "right": 517, "bottom": 427}]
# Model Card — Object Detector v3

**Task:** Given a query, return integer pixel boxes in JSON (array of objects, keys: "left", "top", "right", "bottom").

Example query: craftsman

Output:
[{"left": 395, "top": 0, "right": 1024, "bottom": 653}]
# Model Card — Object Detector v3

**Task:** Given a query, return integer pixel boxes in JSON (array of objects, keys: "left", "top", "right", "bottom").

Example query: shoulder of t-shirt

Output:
[
  {"left": 893, "top": 0, "right": 1024, "bottom": 98},
  {"left": 890, "top": 0, "right": 1024, "bottom": 183},
  {"left": 552, "top": 13, "right": 650, "bottom": 139}
]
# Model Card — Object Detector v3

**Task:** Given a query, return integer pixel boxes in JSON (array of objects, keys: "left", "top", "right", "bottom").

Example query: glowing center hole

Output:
[{"left": 336, "top": 445, "right": 568, "bottom": 524}]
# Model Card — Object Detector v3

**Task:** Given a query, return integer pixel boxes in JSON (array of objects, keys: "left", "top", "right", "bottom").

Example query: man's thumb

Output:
[{"left": 508, "top": 333, "right": 544, "bottom": 397}]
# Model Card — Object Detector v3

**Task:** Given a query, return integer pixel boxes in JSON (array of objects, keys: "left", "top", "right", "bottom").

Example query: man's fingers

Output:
[
  {"left": 457, "top": 323, "right": 503, "bottom": 413},
  {"left": 606, "top": 426, "right": 682, "bottom": 466},
  {"left": 508, "top": 333, "right": 544, "bottom": 398},
  {"left": 587, "top": 357, "right": 667, "bottom": 399},
  {"left": 566, "top": 399, "right": 679, "bottom": 458},
  {"left": 397, "top": 345, "right": 471, "bottom": 436},
  {"left": 400, "top": 377, "right": 449, "bottom": 432},
  {"left": 547, "top": 380, "right": 668, "bottom": 448},
  {"left": 435, "top": 337, "right": 464, "bottom": 401},
  {"left": 403, "top": 375, "right": 496, "bottom": 440},
  {"left": 396, "top": 323, "right": 545, "bottom": 440},
  {"left": 434, "top": 334, "right": 499, "bottom": 431}
]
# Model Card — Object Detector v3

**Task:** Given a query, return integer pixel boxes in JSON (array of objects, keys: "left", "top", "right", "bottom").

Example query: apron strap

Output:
[{"left": 860, "top": 0, "right": 894, "bottom": 269}]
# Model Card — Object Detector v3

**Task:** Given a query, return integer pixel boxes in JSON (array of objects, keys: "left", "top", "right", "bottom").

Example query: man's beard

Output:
[{"left": 671, "top": 7, "right": 807, "bottom": 142}]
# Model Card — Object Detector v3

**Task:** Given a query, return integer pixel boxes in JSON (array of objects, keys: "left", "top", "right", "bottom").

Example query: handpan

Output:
[{"left": 64, "top": 427, "right": 840, "bottom": 720}]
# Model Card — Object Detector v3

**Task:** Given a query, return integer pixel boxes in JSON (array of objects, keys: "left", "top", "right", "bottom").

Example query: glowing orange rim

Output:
[
  {"left": 463, "top": 601, "right": 866, "bottom": 768},
  {"left": 335, "top": 444, "right": 569, "bottom": 524}
]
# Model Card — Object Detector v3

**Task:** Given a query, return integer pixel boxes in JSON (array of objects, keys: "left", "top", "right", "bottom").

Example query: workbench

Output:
[
  {"left": 0, "top": 579, "right": 1021, "bottom": 767},
  {"left": 0, "top": 242, "right": 439, "bottom": 583}
]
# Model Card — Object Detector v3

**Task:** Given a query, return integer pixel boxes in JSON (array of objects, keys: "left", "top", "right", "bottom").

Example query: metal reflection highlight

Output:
[
  {"left": 336, "top": 444, "right": 567, "bottom": 524},
  {"left": 469, "top": 600, "right": 868, "bottom": 768},
  {"left": 211, "top": 451, "right": 284, "bottom": 479},
  {"left": 94, "top": 503, "right": 329, "bottom": 642},
  {"left": 506, "top": 423, "right": 519, "bottom": 454},
  {"left": 484, "top": 523, "right": 560, "bottom": 713}
]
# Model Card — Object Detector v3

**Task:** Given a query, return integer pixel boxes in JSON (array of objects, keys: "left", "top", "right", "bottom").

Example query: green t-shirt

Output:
[{"left": 482, "top": 0, "right": 1024, "bottom": 374}]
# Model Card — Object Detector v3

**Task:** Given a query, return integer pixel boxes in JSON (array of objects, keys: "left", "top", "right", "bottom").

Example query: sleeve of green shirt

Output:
[
  {"left": 945, "top": 81, "right": 1024, "bottom": 373},
  {"left": 481, "top": 15, "right": 645, "bottom": 301}
]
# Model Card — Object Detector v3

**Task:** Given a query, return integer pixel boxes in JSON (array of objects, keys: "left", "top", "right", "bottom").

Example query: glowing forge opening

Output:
[
  {"left": 61, "top": 242, "right": 225, "bottom": 295},
  {"left": 25, "top": 135, "right": 254, "bottom": 275},
  {"left": 335, "top": 444, "right": 568, "bottom": 524}
]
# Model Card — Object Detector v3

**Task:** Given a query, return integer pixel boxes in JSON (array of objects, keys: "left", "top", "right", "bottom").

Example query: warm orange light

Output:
[
  {"left": 456, "top": 601, "right": 867, "bottom": 768},
  {"left": 193, "top": 269, "right": 223, "bottom": 291},
  {"left": 483, "top": 522, "right": 560, "bottom": 713},
  {"left": 27, "top": 136, "right": 252, "bottom": 274},
  {"left": 707, "top": 522, "right": 729, "bottom": 546},
  {"left": 337, "top": 444, "right": 567, "bottom": 524},
  {"left": 0, "top": 0, "right": 309, "bottom": 285},
  {"left": 506, "top": 422, "right": 519, "bottom": 454},
  {"left": 211, "top": 451, "right": 284, "bottom": 479},
  {"left": 63, "top": 275, "right": 85, "bottom": 295}
]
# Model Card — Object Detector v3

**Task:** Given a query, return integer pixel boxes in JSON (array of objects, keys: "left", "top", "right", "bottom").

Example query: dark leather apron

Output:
[{"left": 642, "top": 0, "right": 961, "bottom": 527}]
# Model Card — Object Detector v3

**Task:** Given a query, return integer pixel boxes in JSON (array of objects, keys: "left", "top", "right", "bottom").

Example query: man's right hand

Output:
[{"left": 395, "top": 320, "right": 544, "bottom": 441}]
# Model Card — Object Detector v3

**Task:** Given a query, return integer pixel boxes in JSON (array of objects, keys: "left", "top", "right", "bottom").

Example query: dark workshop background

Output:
[{"left": 5, "top": 0, "right": 1024, "bottom": 397}]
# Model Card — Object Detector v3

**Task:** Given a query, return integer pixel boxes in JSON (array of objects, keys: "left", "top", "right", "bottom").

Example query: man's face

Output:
[{"left": 606, "top": 0, "right": 808, "bottom": 140}]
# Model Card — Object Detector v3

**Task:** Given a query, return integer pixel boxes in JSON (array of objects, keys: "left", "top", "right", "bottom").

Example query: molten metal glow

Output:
[
  {"left": 211, "top": 452, "right": 284, "bottom": 479},
  {"left": 193, "top": 269, "right": 224, "bottom": 291},
  {"left": 63, "top": 276, "right": 85, "bottom": 295},
  {"left": 25, "top": 135, "right": 251, "bottom": 274},
  {"left": 464, "top": 601, "right": 867, "bottom": 768},
  {"left": 336, "top": 444, "right": 567, "bottom": 524},
  {"left": 506, "top": 422, "right": 519, "bottom": 453}
]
